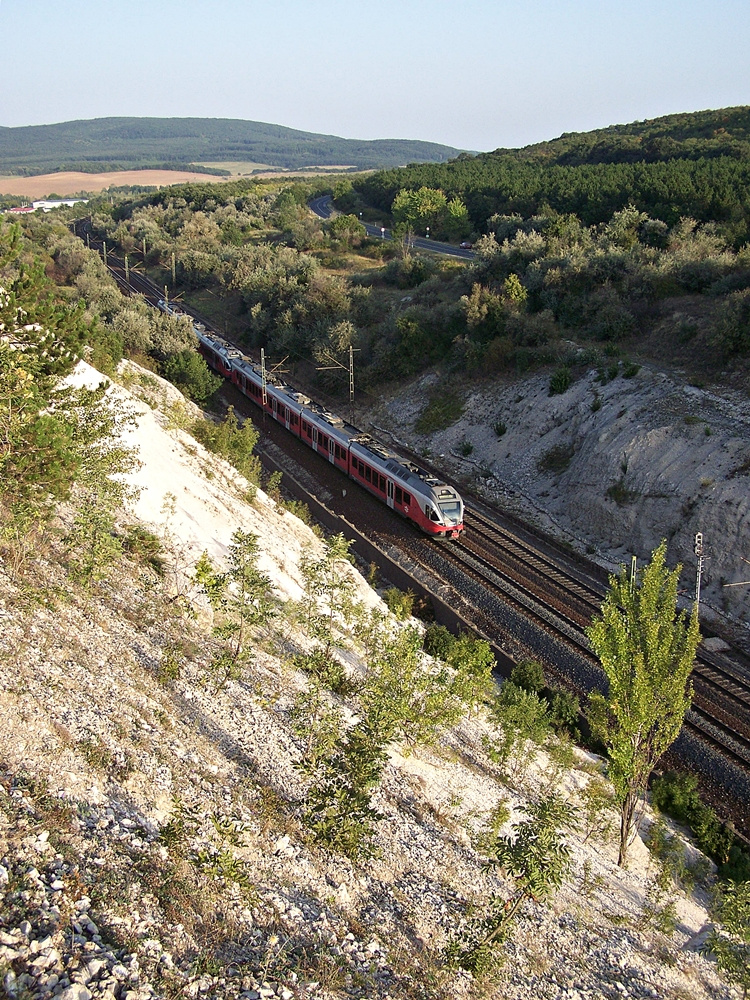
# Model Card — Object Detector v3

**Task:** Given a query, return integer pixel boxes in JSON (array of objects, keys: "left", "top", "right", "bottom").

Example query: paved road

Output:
[{"left": 309, "top": 195, "right": 475, "bottom": 261}]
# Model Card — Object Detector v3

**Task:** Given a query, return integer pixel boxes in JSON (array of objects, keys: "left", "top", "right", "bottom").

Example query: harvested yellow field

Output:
[{"left": 0, "top": 169, "right": 232, "bottom": 199}]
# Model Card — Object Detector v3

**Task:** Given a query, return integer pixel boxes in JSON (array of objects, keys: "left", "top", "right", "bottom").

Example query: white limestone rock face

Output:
[{"left": 368, "top": 362, "right": 750, "bottom": 627}]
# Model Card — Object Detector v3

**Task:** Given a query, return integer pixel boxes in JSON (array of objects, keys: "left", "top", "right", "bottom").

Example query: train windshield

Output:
[{"left": 439, "top": 501, "right": 462, "bottom": 520}]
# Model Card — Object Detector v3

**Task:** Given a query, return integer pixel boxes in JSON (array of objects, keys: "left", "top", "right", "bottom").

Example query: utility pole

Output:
[
  {"left": 103, "top": 241, "right": 107, "bottom": 267},
  {"left": 171, "top": 251, "right": 176, "bottom": 286},
  {"left": 125, "top": 255, "right": 130, "bottom": 290},
  {"left": 164, "top": 286, "right": 169, "bottom": 311},
  {"left": 261, "top": 348, "right": 267, "bottom": 408},
  {"left": 316, "top": 346, "right": 360, "bottom": 420}
]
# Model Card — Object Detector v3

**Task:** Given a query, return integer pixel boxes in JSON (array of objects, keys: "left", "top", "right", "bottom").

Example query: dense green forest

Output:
[
  {"left": 356, "top": 107, "right": 750, "bottom": 242},
  {"left": 0, "top": 117, "right": 466, "bottom": 176}
]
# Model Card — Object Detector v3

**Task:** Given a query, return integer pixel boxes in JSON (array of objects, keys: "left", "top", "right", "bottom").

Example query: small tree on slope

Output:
[{"left": 586, "top": 540, "right": 700, "bottom": 867}]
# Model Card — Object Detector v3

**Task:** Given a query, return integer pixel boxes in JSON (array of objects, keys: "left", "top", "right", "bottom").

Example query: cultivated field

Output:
[
  {"left": 1, "top": 164, "right": 363, "bottom": 199},
  {"left": 0, "top": 169, "right": 232, "bottom": 199}
]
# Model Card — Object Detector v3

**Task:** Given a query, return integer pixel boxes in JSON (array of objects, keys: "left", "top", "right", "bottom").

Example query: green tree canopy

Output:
[{"left": 586, "top": 540, "right": 700, "bottom": 866}]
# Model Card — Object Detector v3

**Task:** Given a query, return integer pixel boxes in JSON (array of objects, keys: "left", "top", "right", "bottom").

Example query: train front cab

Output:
[{"left": 417, "top": 492, "right": 464, "bottom": 540}]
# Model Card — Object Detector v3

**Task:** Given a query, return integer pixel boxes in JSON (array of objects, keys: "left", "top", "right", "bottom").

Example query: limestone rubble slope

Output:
[{"left": 0, "top": 362, "right": 738, "bottom": 1000}]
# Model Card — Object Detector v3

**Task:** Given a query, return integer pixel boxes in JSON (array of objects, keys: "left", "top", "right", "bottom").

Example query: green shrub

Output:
[
  {"left": 651, "top": 770, "right": 740, "bottom": 868},
  {"left": 161, "top": 350, "right": 222, "bottom": 404},
  {"left": 549, "top": 366, "right": 571, "bottom": 395},
  {"left": 415, "top": 392, "right": 464, "bottom": 434},
  {"left": 303, "top": 720, "right": 387, "bottom": 859},
  {"left": 158, "top": 643, "right": 182, "bottom": 685},
  {"left": 383, "top": 586, "right": 415, "bottom": 620},
  {"left": 488, "top": 682, "right": 551, "bottom": 771},
  {"left": 190, "top": 406, "right": 261, "bottom": 486},
  {"left": 720, "top": 844, "right": 750, "bottom": 883},
  {"left": 713, "top": 288, "right": 750, "bottom": 358},
  {"left": 510, "top": 659, "right": 545, "bottom": 693},
  {"left": 691, "top": 803, "right": 735, "bottom": 863},
  {"left": 265, "top": 469, "right": 283, "bottom": 502},
  {"left": 295, "top": 648, "right": 359, "bottom": 697},
  {"left": 606, "top": 477, "right": 638, "bottom": 504},
  {"left": 538, "top": 443, "right": 574, "bottom": 474},
  {"left": 361, "top": 625, "right": 475, "bottom": 746},
  {"left": 283, "top": 498, "right": 312, "bottom": 524},
  {"left": 651, "top": 771, "right": 700, "bottom": 825},
  {"left": 549, "top": 688, "right": 581, "bottom": 734},
  {"left": 708, "top": 881, "right": 750, "bottom": 997},
  {"left": 423, "top": 623, "right": 455, "bottom": 660},
  {"left": 445, "top": 633, "right": 496, "bottom": 711},
  {"left": 447, "top": 796, "right": 576, "bottom": 974},
  {"left": 493, "top": 419, "right": 507, "bottom": 437},
  {"left": 122, "top": 524, "right": 166, "bottom": 575},
  {"left": 459, "top": 439, "right": 474, "bottom": 457}
]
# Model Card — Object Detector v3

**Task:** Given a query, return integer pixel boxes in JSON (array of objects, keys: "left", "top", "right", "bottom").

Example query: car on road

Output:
[{"left": 460, "top": 241, "right": 473, "bottom": 249}]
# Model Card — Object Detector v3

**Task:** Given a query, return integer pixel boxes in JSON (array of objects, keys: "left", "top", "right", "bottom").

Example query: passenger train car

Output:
[{"left": 158, "top": 302, "right": 464, "bottom": 539}]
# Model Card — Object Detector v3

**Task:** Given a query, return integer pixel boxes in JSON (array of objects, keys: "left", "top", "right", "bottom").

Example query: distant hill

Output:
[
  {"left": 0, "top": 117, "right": 468, "bottom": 176},
  {"left": 357, "top": 106, "right": 750, "bottom": 233}
]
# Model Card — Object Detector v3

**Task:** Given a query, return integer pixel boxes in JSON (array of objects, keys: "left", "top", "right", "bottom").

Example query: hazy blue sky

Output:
[{"left": 1, "top": 0, "right": 748, "bottom": 151}]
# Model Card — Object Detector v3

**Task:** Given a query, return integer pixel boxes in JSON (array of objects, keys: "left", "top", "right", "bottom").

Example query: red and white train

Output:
[{"left": 161, "top": 304, "right": 464, "bottom": 539}]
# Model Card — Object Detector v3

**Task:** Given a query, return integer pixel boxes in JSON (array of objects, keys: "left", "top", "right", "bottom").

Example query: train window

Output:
[
  {"left": 403, "top": 492, "right": 412, "bottom": 505},
  {"left": 378, "top": 475, "right": 385, "bottom": 491},
  {"left": 320, "top": 434, "right": 328, "bottom": 449},
  {"left": 302, "top": 420, "right": 309, "bottom": 433},
  {"left": 365, "top": 466, "right": 372, "bottom": 483},
  {"left": 395, "top": 487, "right": 403, "bottom": 504}
]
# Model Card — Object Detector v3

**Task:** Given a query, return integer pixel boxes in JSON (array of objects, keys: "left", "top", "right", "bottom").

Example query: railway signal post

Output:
[{"left": 694, "top": 532, "right": 704, "bottom": 610}]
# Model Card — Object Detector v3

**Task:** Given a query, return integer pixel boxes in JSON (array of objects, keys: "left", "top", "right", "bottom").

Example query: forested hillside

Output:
[
  {"left": 0, "top": 117, "right": 466, "bottom": 176},
  {"left": 76, "top": 165, "right": 750, "bottom": 396},
  {"left": 356, "top": 106, "right": 750, "bottom": 240}
]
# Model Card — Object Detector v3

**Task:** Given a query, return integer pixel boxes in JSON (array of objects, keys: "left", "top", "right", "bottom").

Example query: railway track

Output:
[
  {"left": 77, "top": 220, "right": 750, "bottom": 830},
  {"left": 463, "top": 504, "right": 606, "bottom": 625}
]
